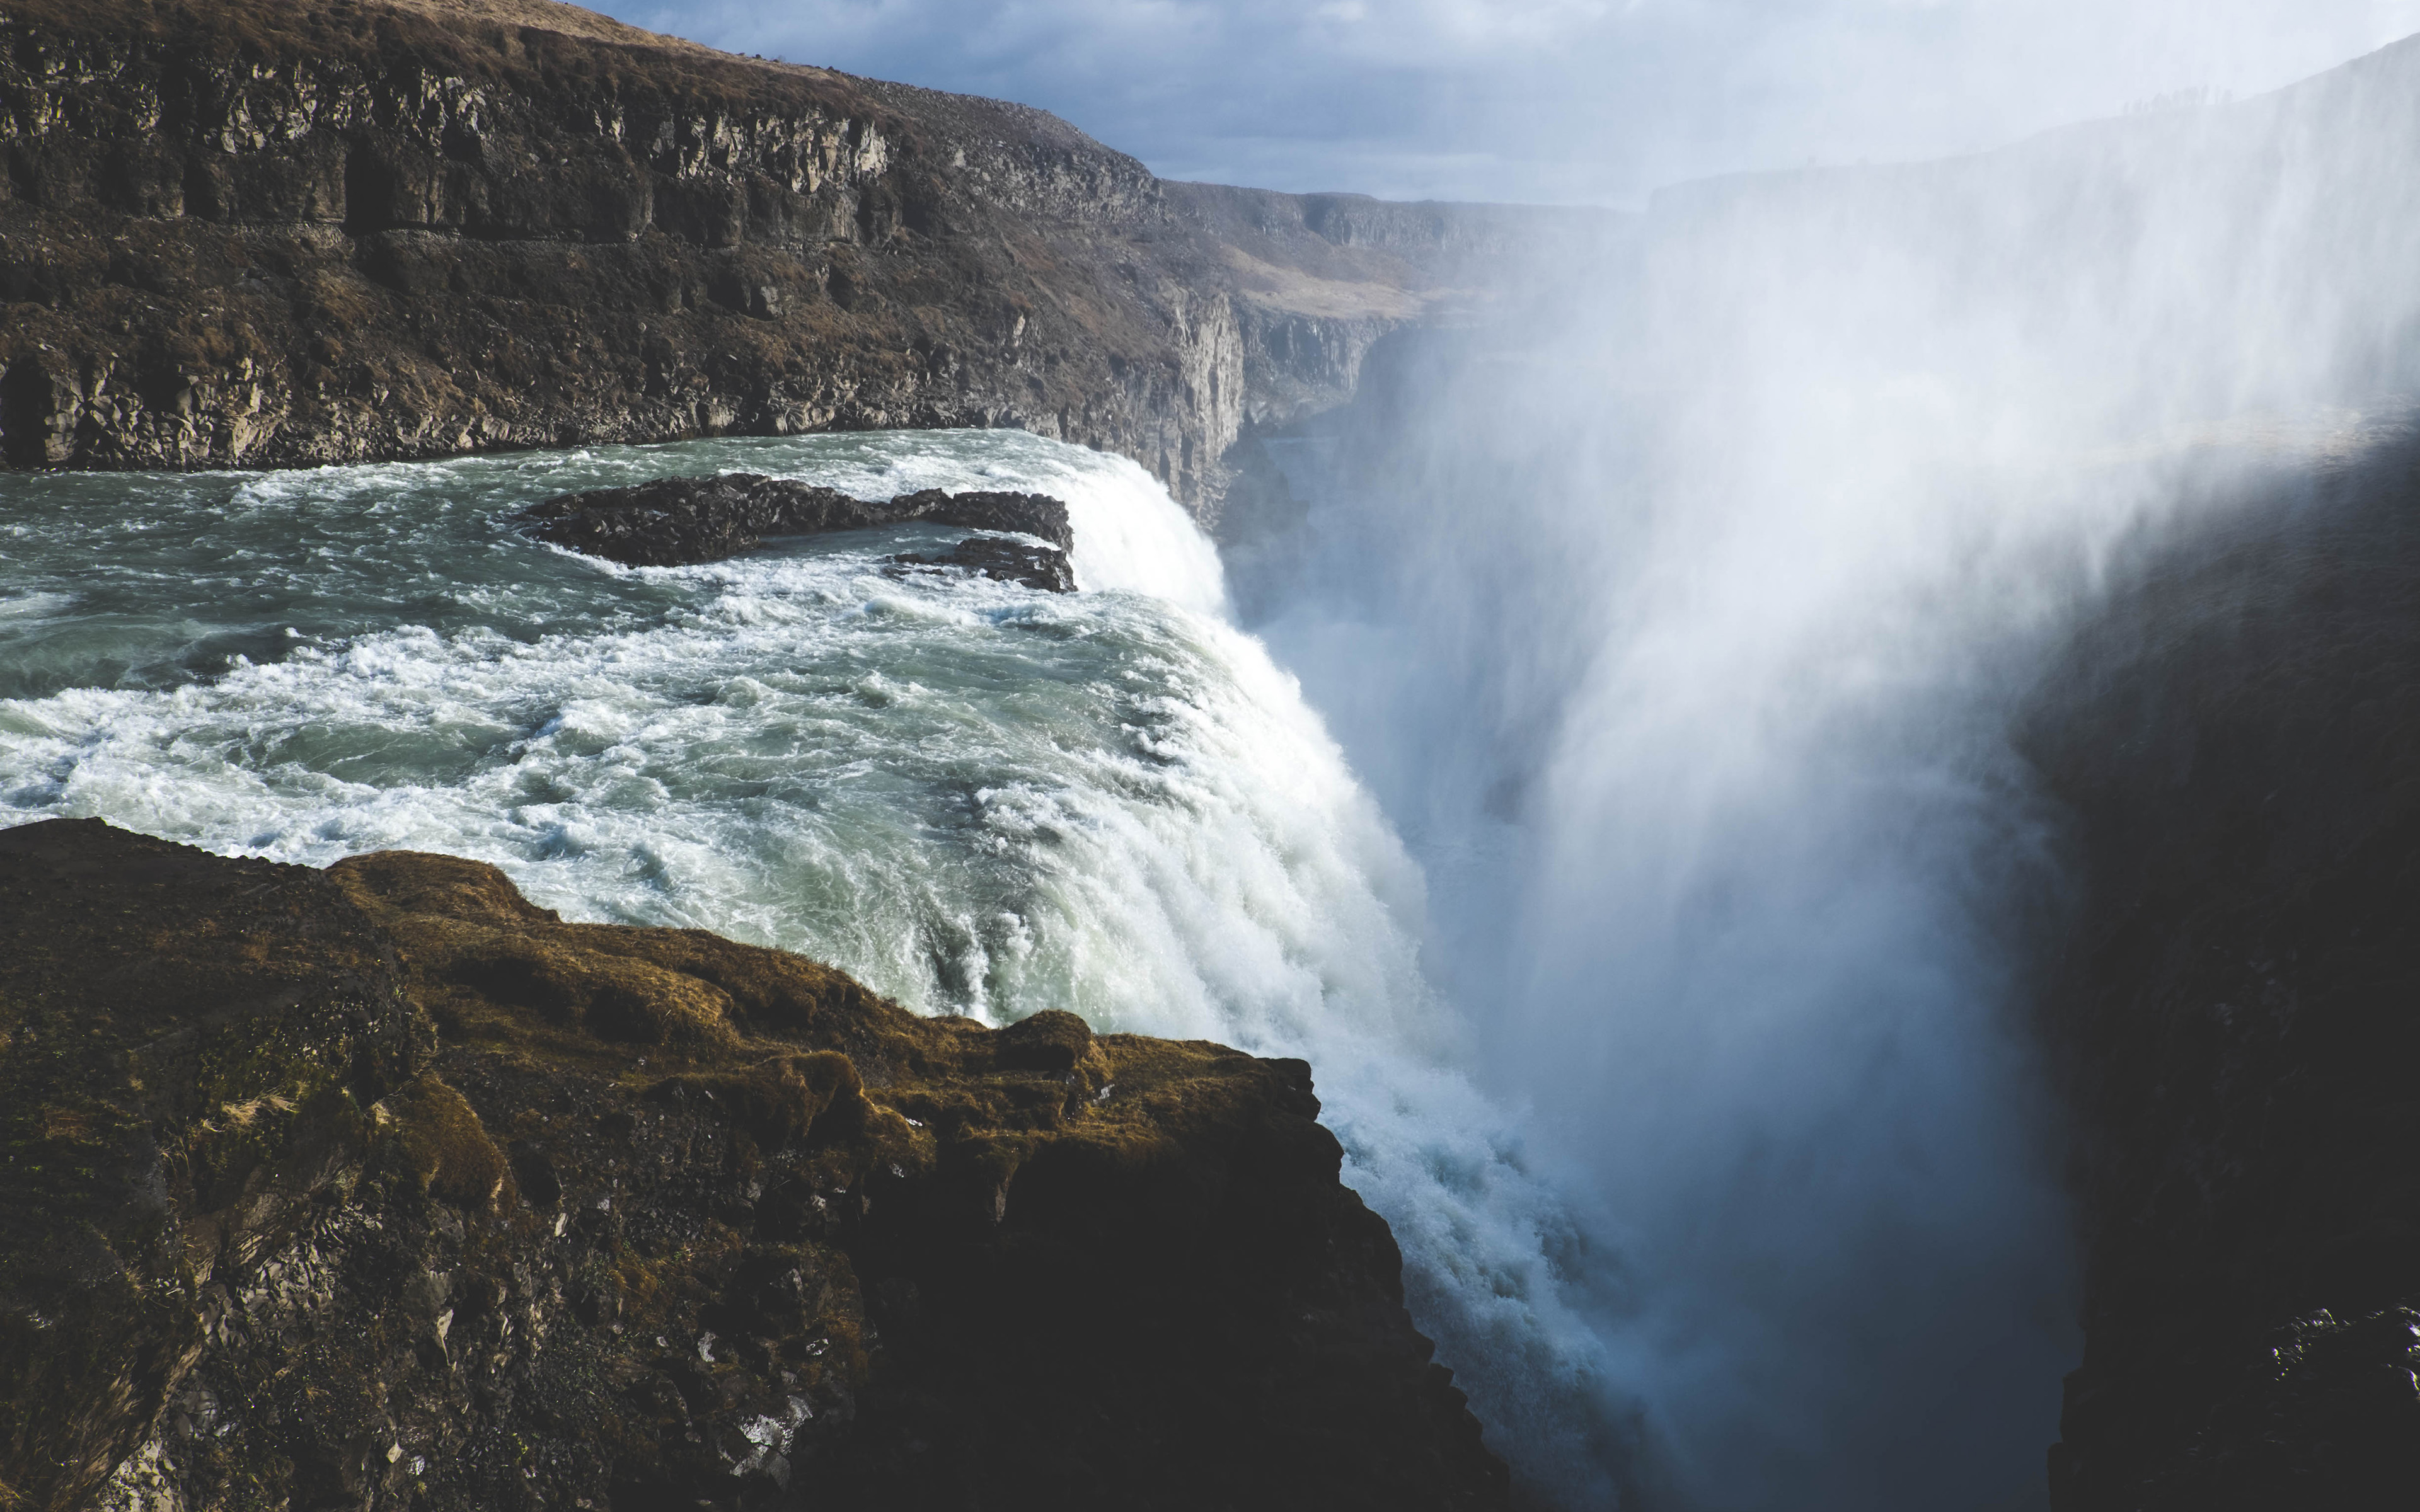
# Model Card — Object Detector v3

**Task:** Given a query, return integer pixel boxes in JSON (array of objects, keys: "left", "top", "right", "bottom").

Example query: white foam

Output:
[
  {"left": 0, "top": 591, "right": 75, "bottom": 619},
  {"left": 733, "top": 428, "right": 1231, "bottom": 615}
]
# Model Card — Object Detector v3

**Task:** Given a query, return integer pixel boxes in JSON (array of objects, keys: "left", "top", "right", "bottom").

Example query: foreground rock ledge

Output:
[{"left": 0, "top": 819, "right": 1507, "bottom": 1512}]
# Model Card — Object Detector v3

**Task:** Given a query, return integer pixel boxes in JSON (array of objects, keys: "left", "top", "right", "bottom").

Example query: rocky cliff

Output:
[
  {"left": 2024, "top": 429, "right": 2420, "bottom": 1509},
  {"left": 0, "top": 0, "right": 1599, "bottom": 522},
  {"left": 0, "top": 818, "right": 1508, "bottom": 1512}
]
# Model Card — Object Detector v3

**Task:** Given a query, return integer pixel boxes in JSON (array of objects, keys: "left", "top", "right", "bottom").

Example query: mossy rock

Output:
[
  {"left": 377, "top": 1072, "right": 510, "bottom": 1212},
  {"left": 3, "top": 823, "right": 1509, "bottom": 1512},
  {"left": 0, "top": 818, "right": 424, "bottom": 1512}
]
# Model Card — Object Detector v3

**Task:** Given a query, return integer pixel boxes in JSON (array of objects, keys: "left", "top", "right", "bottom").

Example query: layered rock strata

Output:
[
  {"left": 0, "top": 0, "right": 1610, "bottom": 520},
  {"left": 518, "top": 474, "right": 1069, "bottom": 570},
  {"left": 0, "top": 818, "right": 1509, "bottom": 1511},
  {"left": 2024, "top": 433, "right": 2420, "bottom": 1509}
]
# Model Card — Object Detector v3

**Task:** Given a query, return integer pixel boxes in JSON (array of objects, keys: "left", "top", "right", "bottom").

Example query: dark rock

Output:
[
  {"left": 505, "top": 1139, "right": 563, "bottom": 1211},
  {"left": 2024, "top": 428, "right": 2420, "bottom": 1510},
  {"left": 520, "top": 473, "right": 888, "bottom": 566},
  {"left": 886, "top": 488, "right": 1076, "bottom": 550},
  {"left": 0, "top": 817, "right": 427, "bottom": 1512},
  {"left": 989, "top": 1009, "right": 1095, "bottom": 1074},
  {"left": 519, "top": 472, "right": 1074, "bottom": 573},
  {"left": 885, "top": 536, "right": 1076, "bottom": 593},
  {"left": 2144, "top": 1307, "right": 2420, "bottom": 1507},
  {"left": 0, "top": 822, "right": 1510, "bottom": 1511}
]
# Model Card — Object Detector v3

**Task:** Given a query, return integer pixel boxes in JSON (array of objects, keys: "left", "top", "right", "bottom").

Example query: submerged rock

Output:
[
  {"left": 520, "top": 473, "right": 1073, "bottom": 571},
  {"left": 884, "top": 535, "right": 1077, "bottom": 593},
  {"left": 0, "top": 819, "right": 1507, "bottom": 1512}
]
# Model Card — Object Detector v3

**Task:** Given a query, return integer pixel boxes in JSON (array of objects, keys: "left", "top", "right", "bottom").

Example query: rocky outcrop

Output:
[
  {"left": 884, "top": 535, "right": 1074, "bottom": 593},
  {"left": 518, "top": 474, "right": 1069, "bottom": 568},
  {"left": 0, "top": 818, "right": 1509, "bottom": 1512},
  {"left": 0, "top": 0, "right": 1229, "bottom": 501},
  {"left": 2022, "top": 432, "right": 2420, "bottom": 1509},
  {"left": 0, "top": 0, "right": 1616, "bottom": 521}
]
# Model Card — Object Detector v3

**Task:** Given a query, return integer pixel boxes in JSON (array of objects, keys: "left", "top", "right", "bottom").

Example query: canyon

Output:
[
  {"left": 0, "top": 0, "right": 1610, "bottom": 525},
  {"left": 6, "top": 1, "right": 2420, "bottom": 1508}
]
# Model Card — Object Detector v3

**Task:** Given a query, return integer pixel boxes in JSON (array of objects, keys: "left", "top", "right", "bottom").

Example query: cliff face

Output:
[
  {"left": 0, "top": 0, "right": 1231, "bottom": 504},
  {"left": 0, "top": 0, "right": 1590, "bottom": 521},
  {"left": 0, "top": 818, "right": 1507, "bottom": 1512},
  {"left": 1157, "top": 184, "right": 1602, "bottom": 432},
  {"left": 2023, "top": 433, "right": 2420, "bottom": 1509}
]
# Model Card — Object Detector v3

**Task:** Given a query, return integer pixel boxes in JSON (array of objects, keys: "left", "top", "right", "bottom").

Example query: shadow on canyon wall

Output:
[{"left": 2022, "top": 422, "right": 2420, "bottom": 1510}]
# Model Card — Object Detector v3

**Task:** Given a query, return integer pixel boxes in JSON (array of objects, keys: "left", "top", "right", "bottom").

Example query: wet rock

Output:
[
  {"left": 518, "top": 472, "right": 1073, "bottom": 571},
  {"left": 884, "top": 535, "right": 1076, "bottom": 592},
  {"left": 0, "top": 820, "right": 1510, "bottom": 1512},
  {"left": 518, "top": 473, "right": 887, "bottom": 567},
  {"left": 2026, "top": 429, "right": 2420, "bottom": 1510},
  {"left": 885, "top": 488, "right": 1075, "bottom": 550}
]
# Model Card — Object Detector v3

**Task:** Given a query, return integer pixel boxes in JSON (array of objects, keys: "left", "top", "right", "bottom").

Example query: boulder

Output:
[
  {"left": 885, "top": 535, "right": 1076, "bottom": 592},
  {"left": 519, "top": 473, "right": 1074, "bottom": 572}
]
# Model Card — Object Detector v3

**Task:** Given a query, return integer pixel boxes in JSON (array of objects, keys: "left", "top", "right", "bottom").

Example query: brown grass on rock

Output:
[{"left": 378, "top": 1072, "right": 510, "bottom": 1212}]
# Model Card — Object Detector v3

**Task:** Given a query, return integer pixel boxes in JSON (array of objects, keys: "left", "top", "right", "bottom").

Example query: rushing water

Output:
[{"left": 0, "top": 428, "right": 1619, "bottom": 1496}]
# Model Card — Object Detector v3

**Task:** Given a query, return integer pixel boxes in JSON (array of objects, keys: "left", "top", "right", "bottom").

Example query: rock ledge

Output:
[{"left": 0, "top": 818, "right": 1507, "bottom": 1512}]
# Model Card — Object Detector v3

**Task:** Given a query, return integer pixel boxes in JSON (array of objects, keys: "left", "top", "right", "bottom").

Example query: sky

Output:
[{"left": 606, "top": 0, "right": 2420, "bottom": 205}]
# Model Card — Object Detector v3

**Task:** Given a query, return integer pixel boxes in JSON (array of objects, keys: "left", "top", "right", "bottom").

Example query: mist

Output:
[
  {"left": 572, "top": 1, "right": 2420, "bottom": 1502},
  {"left": 1226, "top": 34, "right": 2420, "bottom": 1510}
]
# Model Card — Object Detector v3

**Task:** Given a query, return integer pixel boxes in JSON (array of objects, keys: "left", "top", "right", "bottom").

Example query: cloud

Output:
[{"left": 601, "top": 1, "right": 2420, "bottom": 228}]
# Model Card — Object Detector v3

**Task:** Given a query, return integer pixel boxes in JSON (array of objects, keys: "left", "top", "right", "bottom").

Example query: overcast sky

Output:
[{"left": 606, "top": 1, "right": 2420, "bottom": 205}]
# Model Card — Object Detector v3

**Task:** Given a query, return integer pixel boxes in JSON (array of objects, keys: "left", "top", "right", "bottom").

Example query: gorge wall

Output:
[
  {"left": 17, "top": 3, "right": 2420, "bottom": 1505},
  {"left": 2025, "top": 432, "right": 2420, "bottom": 1509},
  {"left": 0, "top": 818, "right": 1508, "bottom": 1512},
  {"left": 0, "top": 0, "right": 1595, "bottom": 523}
]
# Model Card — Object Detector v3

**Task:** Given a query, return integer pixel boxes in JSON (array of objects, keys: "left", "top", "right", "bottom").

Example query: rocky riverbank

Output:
[{"left": 0, "top": 818, "right": 1508, "bottom": 1512}]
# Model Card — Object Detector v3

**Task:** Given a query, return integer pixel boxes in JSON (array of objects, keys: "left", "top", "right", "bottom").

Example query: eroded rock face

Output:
[
  {"left": 0, "top": 819, "right": 1508, "bottom": 1512},
  {"left": 0, "top": 0, "right": 1245, "bottom": 506},
  {"left": 518, "top": 474, "right": 1072, "bottom": 576},
  {"left": 0, "top": 0, "right": 1612, "bottom": 520},
  {"left": 2024, "top": 434, "right": 2420, "bottom": 1510}
]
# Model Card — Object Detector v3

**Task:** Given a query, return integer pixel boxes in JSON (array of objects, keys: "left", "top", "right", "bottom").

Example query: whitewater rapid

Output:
[{"left": 0, "top": 428, "right": 1612, "bottom": 1491}]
